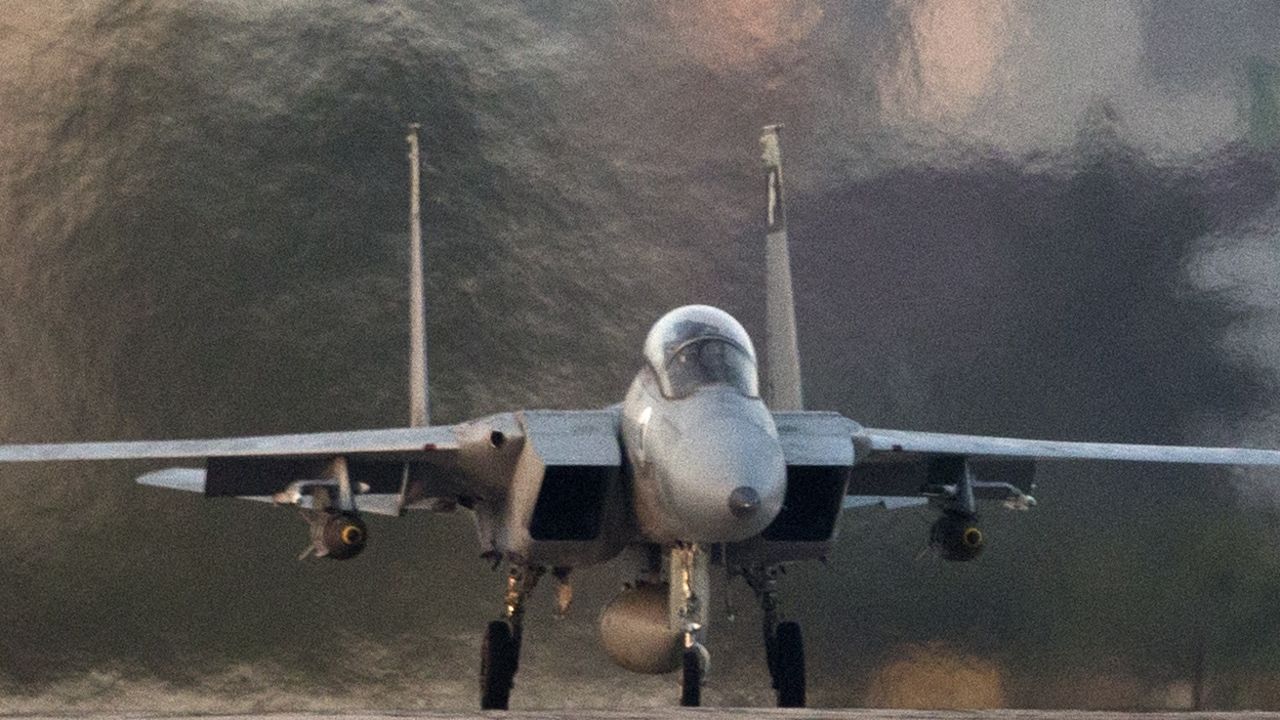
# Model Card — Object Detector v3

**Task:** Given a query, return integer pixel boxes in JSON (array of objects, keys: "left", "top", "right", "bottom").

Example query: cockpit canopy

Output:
[{"left": 643, "top": 305, "right": 760, "bottom": 400}]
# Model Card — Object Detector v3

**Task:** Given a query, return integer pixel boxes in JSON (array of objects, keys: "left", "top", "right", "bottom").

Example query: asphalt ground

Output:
[{"left": 7, "top": 707, "right": 1280, "bottom": 712}]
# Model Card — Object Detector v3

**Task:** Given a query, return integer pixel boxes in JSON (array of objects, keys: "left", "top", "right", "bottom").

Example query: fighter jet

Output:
[{"left": 4, "top": 125, "right": 1280, "bottom": 709}]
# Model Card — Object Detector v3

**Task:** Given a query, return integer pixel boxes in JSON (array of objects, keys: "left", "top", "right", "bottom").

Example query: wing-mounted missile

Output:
[
  {"left": 917, "top": 456, "right": 1035, "bottom": 561},
  {"left": 919, "top": 458, "right": 1037, "bottom": 512},
  {"left": 839, "top": 448, "right": 1036, "bottom": 560},
  {"left": 292, "top": 457, "right": 367, "bottom": 560},
  {"left": 142, "top": 457, "right": 378, "bottom": 560},
  {"left": 923, "top": 456, "right": 983, "bottom": 561},
  {"left": 299, "top": 509, "right": 368, "bottom": 561},
  {"left": 928, "top": 509, "right": 986, "bottom": 562}
]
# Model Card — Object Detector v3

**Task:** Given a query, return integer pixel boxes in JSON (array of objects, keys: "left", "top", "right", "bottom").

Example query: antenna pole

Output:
[{"left": 407, "top": 123, "right": 430, "bottom": 427}]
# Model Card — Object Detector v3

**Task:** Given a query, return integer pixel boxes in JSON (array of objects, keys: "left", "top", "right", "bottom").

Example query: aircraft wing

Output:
[
  {"left": 0, "top": 425, "right": 464, "bottom": 517},
  {"left": 856, "top": 427, "right": 1280, "bottom": 466},
  {"left": 846, "top": 426, "right": 1280, "bottom": 513},
  {"left": 0, "top": 426, "right": 457, "bottom": 462}
]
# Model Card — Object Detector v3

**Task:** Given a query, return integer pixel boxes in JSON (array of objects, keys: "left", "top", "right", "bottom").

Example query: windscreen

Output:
[{"left": 665, "top": 337, "right": 759, "bottom": 399}]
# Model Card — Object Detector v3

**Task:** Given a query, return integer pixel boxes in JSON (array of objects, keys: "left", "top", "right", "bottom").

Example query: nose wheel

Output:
[{"left": 680, "top": 645, "right": 706, "bottom": 706}]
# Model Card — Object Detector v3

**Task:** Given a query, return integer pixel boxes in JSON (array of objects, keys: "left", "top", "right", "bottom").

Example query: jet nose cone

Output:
[{"left": 728, "top": 486, "right": 761, "bottom": 518}]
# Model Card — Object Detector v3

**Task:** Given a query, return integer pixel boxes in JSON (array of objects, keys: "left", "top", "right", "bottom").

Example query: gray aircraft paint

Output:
[{"left": 761, "top": 126, "right": 804, "bottom": 412}]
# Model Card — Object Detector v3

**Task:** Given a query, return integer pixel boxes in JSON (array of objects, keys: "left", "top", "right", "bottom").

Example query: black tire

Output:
[
  {"left": 680, "top": 648, "right": 702, "bottom": 707},
  {"left": 480, "top": 620, "right": 519, "bottom": 710},
  {"left": 774, "top": 621, "right": 805, "bottom": 708}
]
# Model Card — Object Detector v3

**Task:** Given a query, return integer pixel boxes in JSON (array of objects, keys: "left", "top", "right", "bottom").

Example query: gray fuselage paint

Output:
[{"left": 620, "top": 358, "right": 787, "bottom": 545}]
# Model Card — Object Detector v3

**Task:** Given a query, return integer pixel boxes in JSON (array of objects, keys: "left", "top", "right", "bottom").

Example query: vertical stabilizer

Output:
[
  {"left": 760, "top": 125, "right": 804, "bottom": 410},
  {"left": 407, "top": 124, "right": 430, "bottom": 427}
]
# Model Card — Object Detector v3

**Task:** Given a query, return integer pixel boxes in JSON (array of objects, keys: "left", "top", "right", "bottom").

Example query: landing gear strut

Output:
[
  {"left": 670, "top": 544, "right": 710, "bottom": 707},
  {"left": 745, "top": 565, "right": 806, "bottom": 707},
  {"left": 479, "top": 565, "right": 543, "bottom": 710}
]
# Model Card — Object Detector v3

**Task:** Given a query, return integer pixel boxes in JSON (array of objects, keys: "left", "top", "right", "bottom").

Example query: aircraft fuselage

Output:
[
  {"left": 621, "top": 372, "right": 786, "bottom": 544},
  {"left": 619, "top": 305, "right": 787, "bottom": 545}
]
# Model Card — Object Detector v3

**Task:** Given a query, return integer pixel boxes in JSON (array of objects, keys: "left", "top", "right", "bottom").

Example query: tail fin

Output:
[
  {"left": 407, "top": 123, "right": 431, "bottom": 427},
  {"left": 760, "top": 125, "right": 804, "bottom": 410}
]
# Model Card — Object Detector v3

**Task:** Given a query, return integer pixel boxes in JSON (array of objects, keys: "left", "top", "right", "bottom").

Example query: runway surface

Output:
[{"left": 7, "top": 707, "right": 1280, "bottom": 712}]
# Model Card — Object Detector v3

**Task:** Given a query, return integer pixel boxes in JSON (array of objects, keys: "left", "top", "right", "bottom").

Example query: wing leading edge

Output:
[
  {"left": 857, "top": 427, "right": 1280, "bottom": 466},
  {"left": 0, "top": 426, "right": 458, "bottom": 463}
]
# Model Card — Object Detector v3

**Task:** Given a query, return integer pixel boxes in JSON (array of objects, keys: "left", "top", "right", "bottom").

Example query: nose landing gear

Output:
[
  {"left": 670, "top": 544, "right": 710, "bottom": 707},
  {"left": 680, "top": 643, "right": 708, "bottom": 706}
]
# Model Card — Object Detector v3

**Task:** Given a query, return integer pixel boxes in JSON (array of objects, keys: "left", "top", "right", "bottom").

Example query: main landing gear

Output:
[
  {"left": 480, "top": 620, "right": 519, "bottom": 710},
  {"left": 745, "top": 565, "right": 806, "bottom": 707},
  {"left": 480, "top": 565, "right": 543, "bottom": 710}
]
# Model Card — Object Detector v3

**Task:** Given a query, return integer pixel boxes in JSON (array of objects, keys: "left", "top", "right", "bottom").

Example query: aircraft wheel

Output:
[
  {"left": 679, "top": 647, "right": 703, "bottom": 707},
  {"left": 773, "top": 621, "right": 805, "bottom": 708},
  {"left": 480, "top": 620, "right": 519, "bottom": 710}
]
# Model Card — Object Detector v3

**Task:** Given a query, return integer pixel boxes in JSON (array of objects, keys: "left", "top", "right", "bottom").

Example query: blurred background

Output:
[{"left": 3, "top": 0, "right": 1280, "bottom": 711}]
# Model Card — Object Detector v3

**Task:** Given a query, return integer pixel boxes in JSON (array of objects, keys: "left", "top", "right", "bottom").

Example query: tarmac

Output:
[{"left": 7, "top": 707, "right": 1280, "bottom": 712}]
